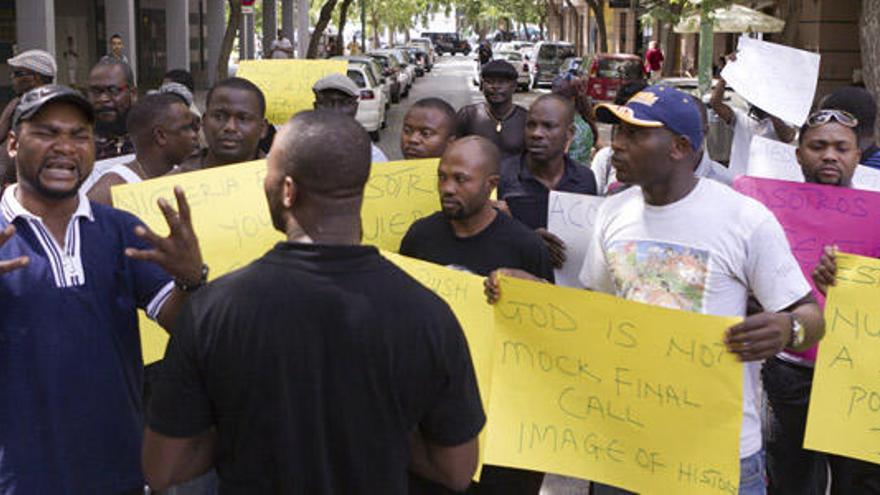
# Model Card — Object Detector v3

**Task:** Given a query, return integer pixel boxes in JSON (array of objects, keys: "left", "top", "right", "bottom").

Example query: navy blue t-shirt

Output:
[
  {"left": 0, "top": 187, "right": 172, "bottom": 494},
  {"left": 499, "top": 153, "right": 597, "bottom": 230}
]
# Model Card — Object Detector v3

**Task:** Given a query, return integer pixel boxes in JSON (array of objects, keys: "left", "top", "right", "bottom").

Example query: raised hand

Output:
[
  {"left": 124, "top": 186, "right": 203, "bottom": 286},
  {"left": 0, "top": 224, "right": 28, "bottom": 275}
]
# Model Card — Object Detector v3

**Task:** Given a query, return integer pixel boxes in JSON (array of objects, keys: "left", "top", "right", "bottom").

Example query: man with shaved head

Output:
[
  {"left": 401, "top": 135, "right": 552, "bottom": 495},
  {"left": 499, "top": 94, "right": 597, "bottom": 269},
  {"left": 86, "top": 93, "right": 198, "bottom": 205},
  {"left": 143, "top": 110, "right": 484, "bottom": 493}
]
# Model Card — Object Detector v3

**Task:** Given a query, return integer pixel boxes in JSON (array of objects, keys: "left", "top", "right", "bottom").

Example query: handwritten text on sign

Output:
[
  {"left": 547, "top": 191, "right": 604, "bottom": 288},
  {"left": 382, "top": 253, "right": 494, "bottom": 476},
  {"left": 484, "top": 277, "right": 743, "bottom": 495},
  {"left": 111, "top": 158, "right": 441, "bottom": 363},
  {"left": 805, "top": 253, "right": 880, "bottom": 465},
  {"left": 235, "top": 59, "right": 348, "bottom": 124},
  {"left": 734, "top": 177, "right": 880, "bottom": 360}
]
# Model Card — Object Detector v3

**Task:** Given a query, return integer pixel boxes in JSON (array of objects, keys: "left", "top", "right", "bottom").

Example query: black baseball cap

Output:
[
  {"left": 13, "top": 85, "right": 95, "bottom": 128},
  {"left": 481, "top": 60, "right": 518, "bottom": 80}
]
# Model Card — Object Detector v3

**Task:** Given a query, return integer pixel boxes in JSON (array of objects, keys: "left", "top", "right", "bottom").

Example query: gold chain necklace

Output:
[{"left": 485, "top": 103, "right": 515, "bottom": 133}]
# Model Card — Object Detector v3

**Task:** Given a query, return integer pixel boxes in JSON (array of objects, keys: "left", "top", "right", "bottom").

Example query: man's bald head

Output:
[
  {"left": 441, "top": 135, "right": 501, "bottom": 176},
  {"left": 531, "top": 93, "right": 575, "bottom": 127},
  {"left": 437, "top": 136, "right": 501, "bottom": 221},
  {"left": 272, "top": 110, "right": 371, "bottom": 196}
]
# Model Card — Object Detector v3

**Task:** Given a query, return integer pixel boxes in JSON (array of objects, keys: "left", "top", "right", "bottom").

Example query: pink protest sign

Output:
[{"left": 734, "top": 176, "right": 880, "bottom": 359}]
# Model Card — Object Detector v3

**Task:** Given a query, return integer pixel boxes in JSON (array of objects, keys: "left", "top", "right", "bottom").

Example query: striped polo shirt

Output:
[{"left": 0, "top": 184, "right": 173, "bottom": 494}]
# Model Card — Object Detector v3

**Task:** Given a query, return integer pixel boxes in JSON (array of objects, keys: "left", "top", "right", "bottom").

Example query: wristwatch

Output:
[
  {"left": 787, "top": 313, "right": 806, "bottom": 349},
  {"left": 175, "top": 263, "right": 209, "bottom": 292}
]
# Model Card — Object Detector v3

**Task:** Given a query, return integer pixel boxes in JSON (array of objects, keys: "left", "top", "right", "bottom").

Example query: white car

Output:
[
  {"left": 371, "top": 49, "right": 412, "bottom": 97},
  {"left": 494, "top": 51, "right": 531, "bottom": 91},
  {"left": 348, "top": 65, "right": 387, "bottom": 142}
]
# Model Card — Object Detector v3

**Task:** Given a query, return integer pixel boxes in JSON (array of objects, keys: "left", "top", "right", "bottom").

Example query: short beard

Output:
[{"left": 95, "top": 113, "right": 128, "bottom": 137}]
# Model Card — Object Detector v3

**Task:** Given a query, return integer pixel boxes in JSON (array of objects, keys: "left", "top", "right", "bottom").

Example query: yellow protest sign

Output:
[
  {"left": 485, "top": 276, "right": 743, "bottom": 494},
  {"left": 111, "top": 158, "right": 440, "bottom": 363},
  {"left": 235, "top": 59, "right": 348, "bottom": 124},
  {"left": 805, "top": 253, "right": 880, "bottom": 465},
  {"left": 361, "top": 159, "right": 439, "bottom": 251},
  {"left": 382, "top": 252, "right": 494, "bottom": 477}
]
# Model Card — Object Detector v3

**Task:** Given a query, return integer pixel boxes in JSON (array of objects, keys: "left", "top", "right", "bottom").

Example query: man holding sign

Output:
[
  {"left": 485, "top": 85, "right": 825, "bottom": 494},
  {"left": 711, "top": 55, "right": 796, "bottom": 176},
  {"left": 762, "top": 109, "right": 880, "bottom": 494}
]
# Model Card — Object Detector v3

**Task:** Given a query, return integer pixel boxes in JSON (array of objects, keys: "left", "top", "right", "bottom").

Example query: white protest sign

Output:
[
  {"left": 746, "top": 136, "right": 804, "bottom": 182},
  {"left": 721, "top": 36, "right": 820, "bottom": 126},
  {"left": 546, "top": 191, "right": 604, "bottom": 288},
  {"left": 853, "top": 165, "right": 880, "bottom": 191},
  {"left": 746, "top": 135, "right": 880, "bottom": 192}
]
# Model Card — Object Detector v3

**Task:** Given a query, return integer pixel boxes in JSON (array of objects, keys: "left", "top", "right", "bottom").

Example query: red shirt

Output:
[{"left": 646, "top": 48, "right": 664, "bottom": 71}]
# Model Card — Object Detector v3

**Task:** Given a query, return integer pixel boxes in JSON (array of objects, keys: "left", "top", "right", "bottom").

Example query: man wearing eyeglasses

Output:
[
  {"left": 0, "top": 50, "right": 56, "bottom": 187},
  {"left": 764, "top": 108, "right": 880, "bottom": 494},
  {"left": 87, "top": 60, "right": 136, "bottom": 160}
]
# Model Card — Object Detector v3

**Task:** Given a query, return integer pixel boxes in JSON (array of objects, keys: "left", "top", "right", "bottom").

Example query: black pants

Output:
[
  {"left": 763, "top": 356, "right": 880, "bottom": 495},
  {"left": 410, "top": 466, "right": 544, "bottom": 495}
]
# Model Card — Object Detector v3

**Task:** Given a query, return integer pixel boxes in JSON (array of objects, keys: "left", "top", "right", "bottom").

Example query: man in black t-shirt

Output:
[
  {"left": 143, "top": 111, "right": 485, "bottom": 494},
  {"left": 400, "top": 135, "right": 552, "bottom": 494},
  {"left": 457, "top": 61, "right": 528, "bottom": 160}
]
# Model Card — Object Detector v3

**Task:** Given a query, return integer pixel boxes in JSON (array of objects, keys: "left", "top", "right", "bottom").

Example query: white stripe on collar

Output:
[
  {"left": 1, "top": 184, "right": 94, "bottom": 288},
  {"left": 0, "top": 184, "right": 95, "bottom": 224}
]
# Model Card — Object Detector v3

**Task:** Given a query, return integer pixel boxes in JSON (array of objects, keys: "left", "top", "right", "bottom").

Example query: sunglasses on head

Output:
[{"left": 807, "top": 109, "right": 858, "bottom": 128}]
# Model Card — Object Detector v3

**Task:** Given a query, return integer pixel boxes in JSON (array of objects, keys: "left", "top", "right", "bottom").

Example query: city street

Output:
[{"left": 375, "top": 54, "right": 545, "bottom": 160}]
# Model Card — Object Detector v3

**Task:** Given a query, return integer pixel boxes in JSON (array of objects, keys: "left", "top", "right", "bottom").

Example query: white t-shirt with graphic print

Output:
[{"left": 580, "top": 177, "right": 811, "bottom": 459}]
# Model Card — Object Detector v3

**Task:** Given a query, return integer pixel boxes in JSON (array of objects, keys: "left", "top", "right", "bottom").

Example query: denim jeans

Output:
[
  {"left": 589, "top": 451, "right": 766, "bottom": 495},
  {"left": 763, "top": 356, "right": 880, "bottom": 495}
]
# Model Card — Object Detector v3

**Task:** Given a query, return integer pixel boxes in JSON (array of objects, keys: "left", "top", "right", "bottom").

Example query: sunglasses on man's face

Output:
[
  {"left": 12, "top": 70, "right": 36, "bottom": 79},
  {"left": 806, "top": 109, "right": 858, "bottom": 128}
]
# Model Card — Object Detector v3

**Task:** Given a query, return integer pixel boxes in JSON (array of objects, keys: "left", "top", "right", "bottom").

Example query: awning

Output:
[{"left": 673, "top": 4, "right": 785, "bottom": 34}]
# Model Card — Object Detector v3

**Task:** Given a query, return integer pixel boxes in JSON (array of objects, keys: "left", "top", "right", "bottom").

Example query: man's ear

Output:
[
  {"left": 669, "top": 135, "right": 692, "bottom": 161},
  {"left": 153, "top": 126, "right": 167, "bottom": 147},
  {"left": 7, "top": 130, "right": 18, "bottom": 159},
  {"left": 260, "top": 119, "right": 270, "bottom": 140},
  {"left": 282, "top": 175, "right": 297, "bottom": 208}
]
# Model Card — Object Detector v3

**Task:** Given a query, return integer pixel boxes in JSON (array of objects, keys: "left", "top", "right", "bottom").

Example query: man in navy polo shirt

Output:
[
  {"left": 498, "top": 93, "right": 597, "bottom": 269},
  {"left": 0, "top": 85, "right": 205, "bottom": 494}
]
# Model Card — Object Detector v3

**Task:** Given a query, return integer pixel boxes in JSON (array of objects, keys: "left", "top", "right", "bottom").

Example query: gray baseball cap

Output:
[
  {"left": 312, "top": 73, "right": 360, "bottom": 97},
  {"left": 13, "top": 85, "right": 95, "bottom": 128}
]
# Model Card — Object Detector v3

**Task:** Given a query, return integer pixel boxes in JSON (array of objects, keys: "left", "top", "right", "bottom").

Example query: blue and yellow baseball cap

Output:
[{"left": 594, "top": 85, "right": 703, "bottom": 151}]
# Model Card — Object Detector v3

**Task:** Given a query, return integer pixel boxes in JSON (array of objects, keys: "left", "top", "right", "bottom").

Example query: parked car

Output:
[
  {"left": 408, "top": 38, "right": 435, "bottom": 70},
  {"left": 581, "top": 53, "right": 647, "bottom": 102},
  {"left": 367, "top": 51, "right": 402, "bottom": 103},
  {"left": 531, "top": 41, "right": 576, "bottom": 88},
  {"left": 658, "top": 77, "right": 750, "bottom": 164},
  {"left": 493, "top": 51, "right": 531, "bottom": 91},
  {"left": 376, "top": 49, "right": 413, "bottom": 96},
  {"left": 423, "top": 32, "right": 470, "bottom": 55},
  {"left": 348, "top": 65, "right": 387, "bottom": 142},
  {"left": 334, "top": 55, "right": 392, "bottom": 110},
  {"left": 396, "top": 46, "right": 427, "bottom": 76}
]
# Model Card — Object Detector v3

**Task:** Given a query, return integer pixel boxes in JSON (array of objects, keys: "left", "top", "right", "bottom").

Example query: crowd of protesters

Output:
[{"left": 0, "top": 36, "right": 878, "bottom": 495}]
